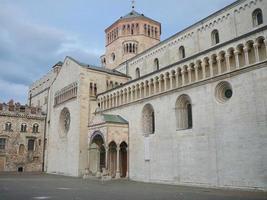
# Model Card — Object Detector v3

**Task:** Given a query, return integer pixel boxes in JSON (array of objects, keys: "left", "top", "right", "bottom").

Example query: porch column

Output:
[
  {"left": 105, "top": 146, "right": 109, "bottom": 170},
  {"left": 115, "top": 146, "right": 120, "bottom": 179},
  {"left": 126, "top": 147, "right": 129, "bottom": 178}
]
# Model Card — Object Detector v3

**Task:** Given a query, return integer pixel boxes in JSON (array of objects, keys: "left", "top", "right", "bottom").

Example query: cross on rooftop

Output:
[{"left": 131, "top": 0, "right": 135, "bottom": 11}]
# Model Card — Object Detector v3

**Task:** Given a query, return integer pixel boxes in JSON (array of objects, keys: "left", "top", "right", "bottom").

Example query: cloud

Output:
[
  {"left": 0, "top": 79, "right": 28, "bottom": 103},
  {"left": 0, "top": 3, "right": 101, "bottom": 103}
]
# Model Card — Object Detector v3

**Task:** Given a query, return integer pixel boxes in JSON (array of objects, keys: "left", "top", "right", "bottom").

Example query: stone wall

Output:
[{"left": 0, "top": 101, "right": 45, "bottom": 172}]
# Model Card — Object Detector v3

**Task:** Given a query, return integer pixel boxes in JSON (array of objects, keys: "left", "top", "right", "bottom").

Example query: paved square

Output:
[{"left": 0, "top": 173, "right": 266, "bottom": 200}]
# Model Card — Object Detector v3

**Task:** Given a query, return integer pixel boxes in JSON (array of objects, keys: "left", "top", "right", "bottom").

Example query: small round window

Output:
[{"left": 215, "top": 81, "right": 233, "bottom": 103}]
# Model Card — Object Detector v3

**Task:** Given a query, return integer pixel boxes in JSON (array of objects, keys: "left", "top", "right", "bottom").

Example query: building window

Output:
[
  {"left": 154, "top": 58, "right": 159, "bottom": 71},
  {"left": 28, "top": 139, "right": 35, "bottom": 151},
  {"left": 19, "top": 144, "right": 25, "bottom": 155},
  {"left": 0, "top": 138, "right": 6, "bottom": 150},
  {"left": 32, "top": 124, "right": 39, "bottom": 133},
  {"left": 252, "top": 9, "right": 263, "bottom": 27},
  {"left": 111, "top": 53, "right": 116, "bottom": 62},
  {"left": 175, "top": 94, "right": 193, "bottom": 130},
  {"left": 215, "top": 81, "right": 233, "bottom": 103},
  {"left": 136, "top": 68, "right": 140, "bottom": 79},
  {"left": 142, "top": 104, "right": 155, "bottom": 134},
  {"left": 5, "top": 122, "right": 12, "bottom": 131},
  {"left": 211, "top": 29, "right": 220, "bottom": 45},
  {"left": 20, "top": 123, "right": 27, "bottom": 132},
  {"left": 179, "top": 46, "right": 185, "bottom": 59}
]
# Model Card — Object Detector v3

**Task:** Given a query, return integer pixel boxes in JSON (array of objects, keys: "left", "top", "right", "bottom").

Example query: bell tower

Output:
[{"left": 101, "top": 3, "right": 161, "bottom": 69}]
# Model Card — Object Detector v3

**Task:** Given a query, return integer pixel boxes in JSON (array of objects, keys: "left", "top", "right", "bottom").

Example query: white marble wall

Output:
[{"left": 104, "top": 65, "right": 267, "bottom": 190}]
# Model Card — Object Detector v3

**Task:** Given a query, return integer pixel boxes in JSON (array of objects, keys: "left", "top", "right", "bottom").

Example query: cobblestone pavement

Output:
[{"left": 0, "top": 173, "right": 266, "bottom": 200}]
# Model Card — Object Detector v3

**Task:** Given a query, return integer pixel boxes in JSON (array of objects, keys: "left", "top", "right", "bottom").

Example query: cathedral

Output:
[{"left": 28, "top": 0, "right": 267, "bottom": 191}]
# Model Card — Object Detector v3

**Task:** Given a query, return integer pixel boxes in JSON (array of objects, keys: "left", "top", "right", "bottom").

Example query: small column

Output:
[
  {"left": 170, "top": 74, "right": 173, "bottom": 89},
  {"left": 216, "top": 56, "right": 222, "bottom": 75},
  {"left": 110, "top": 96, "right": 113, "bottom": 108},
  {"left": 139, "top": 85, "right": 142, "bottom": 99},
  {"left": 115, "top": 146, "right": 120, "bottom": 179},
  {"left": 148, "top": 82, "right": 151, "bottom": 96},
  {"left": 117, "top": 95, "right": 120, "bottom": 106},
  {"left": 164, "top": 76, "right": 168, "bottom": 91},
  {"left": 234, "top": 50, "right": 240, "bottom": 69},
  {"left": 115, "top": 95, "right": 118, "bottom": 107},
  {"left": 181, "top": 69, "right": 185, "bottom": 86},
  {"left": 188, "top": 67, "right": 192, "bottom": 83},
  {"left": 160, "top": 77, "right": 164, "bottom": 92},
  {"left": 131, "top": 87, "right": 135, "bottom": 101},
  {"left": 128, "top": 90, "right": 131, "bottom": 102},
  {"left": 201, "top": 62, "right": 206, "bottom": 79},
  {"left": 150, "top": 81, "right": 153, "bottom": 95},
  {"left": 225, "top": 53, "right": 231, "bottom": 72},
  {"left": 264, "top": 39, "right": 267, "bottom": 57},
  {"left": 194, "top": 65, "right": 199, "bottom": 82},
  {"left": 125, "top": 91, "right": 128, "bottom": 104},
  {"left": 208, "top": 58, "right": 214, "bottom": 77},
  {"left": 176, "top": 70, "right": 180, "bottom": 87},
  {"left": 253, "top": 42, "right": 260, "bottom": 63},
  {"left": 243, "top": 46, "right": 249, "bottom": 66}
]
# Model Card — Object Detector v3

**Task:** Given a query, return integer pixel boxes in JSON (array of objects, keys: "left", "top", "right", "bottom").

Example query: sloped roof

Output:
[
  {"left": 66, "top": 56, "right": 128, "bottom": 77},
  {"left": 106, "top": 10, "right": 161, "bottom": 32},
  {"left": 103, "top": 114, "right": 128, "bottom": 124},
  {"left": 121, "top": 10, "right": 143, "bottom": 19}
]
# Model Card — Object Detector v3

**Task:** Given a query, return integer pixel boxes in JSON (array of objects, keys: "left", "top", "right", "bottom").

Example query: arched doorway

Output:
[
  {"left": 89, "top": 133, "right": 105, "bottom": 176},
  {"left": 120, "top": 142, "right": 128, "bottom": 178},
  {"left": 108, "top": 141, "right": 117, "bottom": 178}
]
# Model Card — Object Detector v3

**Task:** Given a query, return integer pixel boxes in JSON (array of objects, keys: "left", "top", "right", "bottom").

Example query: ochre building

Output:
[{"left": 0, "top": 101, "right": 45, "bottom": 172}]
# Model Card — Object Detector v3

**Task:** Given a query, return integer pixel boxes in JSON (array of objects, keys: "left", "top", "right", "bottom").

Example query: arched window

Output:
[
  {"left": 252, "top": 9, "right": 263, "bottom": 27},
  {"left": 32, "top": 123, "right": 39, "bottom": 133},
  {"left": 136, "top": 68, "right": 140, "bottom": 79},
  {"left": 19, "top": 144, "right": 25, "bottom": 155},
  {"left": 142, "top": 104, "right": 155, "bottom": 134},
  {"left": 0, "top": 138, "right": 6, "bottom": 150},
  {"left": 179, "top": 46, "right": 186, "bottom": 59},
  {"left": 154, "top": 58, "right": 159, "bottom": 71},
  {"left": 28, "top": 139, "right": 35, "bottom": 151},
  {"left": 111, "top": 53, "right": 115, "bottom": 62},
  {"left": 5, "top": 122, "right": 12, "bottom": 131},
  {"left": 211, "top": 29, "right": 220, "bottom": 45},
  {"left": 20, "top": 123, "right": 27, "bottom": 132},
  {"left": 175, "top": 94, "right": 193, "bottom": 130}
]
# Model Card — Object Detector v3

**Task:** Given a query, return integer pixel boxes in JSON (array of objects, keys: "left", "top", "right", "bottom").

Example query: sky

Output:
[{"left": 0, "top": 0, "right": 235, "bottom": 104}]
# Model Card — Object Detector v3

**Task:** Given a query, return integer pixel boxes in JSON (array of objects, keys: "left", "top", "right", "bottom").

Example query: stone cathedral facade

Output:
[{"left": 29, "top": 0, "right": 267, "bottom": 191}]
